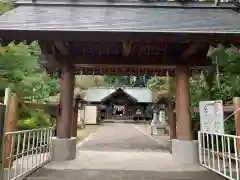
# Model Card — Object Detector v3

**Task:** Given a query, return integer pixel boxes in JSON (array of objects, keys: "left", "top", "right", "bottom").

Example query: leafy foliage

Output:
[
  {"left": 147, "top": 76, "right": 168, "bottom": 92},
  {"left": 0, "top": 42, "right": 59, "bottom": 102},
  {"left": 0, "top": 42, "right": 58, "bottom": 131},
  {"left": 75, "top": 75, "right": 105, "bottom": 90},
  {"left": 0, "top": 0, "right": 14, "bottom": 14},
  {"left": 205, "top": 45, "right": 240, "bottom": 135},
  {"left": 190, "top": 45, "right": 240, "bottom": 134},
  {"left": 208, "top": 45, "right": 240, "bottom": 101},
  {"left": 18, "top": 109, "right": 53, "bottom": 130},
  {"left": 104, "top": 75, "right": 150, "bottom": 87},
  {"left": 147, "top": 45, "right": 240, "bottom": 136}
]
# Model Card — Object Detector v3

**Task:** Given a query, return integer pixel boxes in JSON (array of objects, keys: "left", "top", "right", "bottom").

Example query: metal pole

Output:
[{"left": 0, "top": 87, "right": 11, "bottom": 179}]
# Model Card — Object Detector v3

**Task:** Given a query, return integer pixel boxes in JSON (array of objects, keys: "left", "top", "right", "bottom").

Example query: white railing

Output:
[
  {"left": 198, "top": 131, "right": 240, "bottom": 180},
  {"left": 3, "top": 127, "right": 53, "bottom": 180}
]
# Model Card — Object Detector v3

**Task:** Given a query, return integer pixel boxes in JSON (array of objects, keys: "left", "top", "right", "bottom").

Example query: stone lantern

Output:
[{"left": 151, "top": 92, "right": 170, "bottom": 135}]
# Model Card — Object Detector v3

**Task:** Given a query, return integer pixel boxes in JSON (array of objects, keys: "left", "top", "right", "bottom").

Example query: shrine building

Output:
[{"left": 85, "top": 87, "right": 153, "bottom": 121}]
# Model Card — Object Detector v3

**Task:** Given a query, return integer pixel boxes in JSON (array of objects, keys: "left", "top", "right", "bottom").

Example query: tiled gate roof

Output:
[
  {"left": 0, "top": 1, "right": 240, "bottom": 42},
  {"left": 0, "top": 4, "right": 240, "bottom": 32}
]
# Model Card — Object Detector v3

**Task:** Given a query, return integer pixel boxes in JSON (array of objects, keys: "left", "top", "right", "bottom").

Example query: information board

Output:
[{"left": 199, "top": 100, "right": 224, "bottom": 134}]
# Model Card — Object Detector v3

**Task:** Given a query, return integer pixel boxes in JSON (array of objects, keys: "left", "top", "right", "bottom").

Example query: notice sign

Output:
[{"left": 199, "top": 100, "right": 224, "bottom": 134}]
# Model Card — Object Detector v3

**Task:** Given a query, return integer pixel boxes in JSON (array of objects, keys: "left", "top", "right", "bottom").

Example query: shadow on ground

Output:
[{"left": 25, "top": 168, "right": 225, "bottom": 180}]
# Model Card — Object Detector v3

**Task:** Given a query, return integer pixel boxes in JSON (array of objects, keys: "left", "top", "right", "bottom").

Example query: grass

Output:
[{"left": 77, "top": 125, "right": 100, "bottom": 142}]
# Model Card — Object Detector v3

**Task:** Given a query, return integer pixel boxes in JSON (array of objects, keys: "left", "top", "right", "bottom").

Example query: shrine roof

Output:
[
  {"left": 0, "top": 1, "right": 240, "bottom": 42},
  {"left": 85, "top": 87, "right": 152, "bottom": 103}
]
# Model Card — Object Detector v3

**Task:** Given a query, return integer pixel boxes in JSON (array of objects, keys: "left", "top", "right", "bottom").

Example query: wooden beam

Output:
[
  {"left": 24, "top": 103, "right": 57, "bottom": 109},
  {"left": 2, "top": 30, "right": 239, "bottom": 44},
  {"left": 74, "top": 59, "right": 210, "bottom": 76},
  {"left": 76, "top": 64, "right": 175, "bottom": 69},
  {"left": 76, "top": 66, "right": 173, "bottom": 76},
  {"left": 73, "top": 56, "right": 212, "bottom": 66}
]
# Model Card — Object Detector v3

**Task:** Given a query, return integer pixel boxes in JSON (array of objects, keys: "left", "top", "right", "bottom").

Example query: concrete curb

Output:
[
  {"left": 132, "top": 124, "right": 163, "bottom": 145},
  {"left": 76, "top": 127, "right": 102, "bottom": 149}
]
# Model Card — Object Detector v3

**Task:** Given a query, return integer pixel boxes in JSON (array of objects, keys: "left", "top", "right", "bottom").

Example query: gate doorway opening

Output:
[
  {"left": 115, "top": 106, "right": 124, "bottom": 116},
  {"left": 1, "top": 0, "right": 240, "bottom": 179}
]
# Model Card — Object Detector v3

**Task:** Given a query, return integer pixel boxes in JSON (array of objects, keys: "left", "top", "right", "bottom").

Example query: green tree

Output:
[
  {"left": 208, "top": 45, "right": 240, "bottom": 101},
  {"left": 104, "top": 76, "right": 131, "bottom": 86},
  {"left": 189, "top": 45, "right": 240, "bottom": 134},
  {"left": 0, "top": 0, "right": 13, "bottom": 14},
  {"left": 0, "top": 42, "right": 59, "bottom": 102}
]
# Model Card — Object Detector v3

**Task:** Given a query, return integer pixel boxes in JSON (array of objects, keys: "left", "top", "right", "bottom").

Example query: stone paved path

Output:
[
  {"left": 79, "top": 123, "right": 166, "bottom": 152},
  {"left": 25, "top": 123, "right": 225, "bottom": 180}
]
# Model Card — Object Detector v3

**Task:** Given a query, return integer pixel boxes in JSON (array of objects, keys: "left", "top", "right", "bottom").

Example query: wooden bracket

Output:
[
  {"left": 54, "top": 41, "right": 69, "bottom": 56},
  {"left": 181, "top": 43, "right": 202, "bottom": 58},
  {"left": 122, "top": 41, "right": 132, "bottom": 57}
]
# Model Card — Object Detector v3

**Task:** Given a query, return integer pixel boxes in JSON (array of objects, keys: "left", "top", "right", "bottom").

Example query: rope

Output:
[{"left": 224, "top": 107, "right": 240, "bottom": 122}]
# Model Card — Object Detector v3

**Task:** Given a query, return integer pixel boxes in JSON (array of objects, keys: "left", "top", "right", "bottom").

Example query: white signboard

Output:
[{"left": 199, "top": 100, "right": 224, "bottom": 134}]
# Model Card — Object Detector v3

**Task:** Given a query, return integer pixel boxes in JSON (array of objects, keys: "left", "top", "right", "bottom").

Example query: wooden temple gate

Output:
[{"left": 0, "top": 0, "right": 240, "bottom": 164}]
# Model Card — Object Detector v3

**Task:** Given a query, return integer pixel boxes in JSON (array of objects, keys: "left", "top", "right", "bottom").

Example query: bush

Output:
[
  {"left": 18, "top": 109, "right": 52, "bottom": 130},
  {"left": 11, "top": 109, "right": 53, "bottom": 159}
]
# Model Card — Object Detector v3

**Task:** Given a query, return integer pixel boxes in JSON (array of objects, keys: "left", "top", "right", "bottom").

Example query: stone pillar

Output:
[
  {"left": 51, "top": 66, "right": 76, "bottom": 161},
  {"left": 172, "top": 66, "right": 198, "bottom": 164},
  {"left": 234, "top": 97, "right": 240, "bottom": 153}
]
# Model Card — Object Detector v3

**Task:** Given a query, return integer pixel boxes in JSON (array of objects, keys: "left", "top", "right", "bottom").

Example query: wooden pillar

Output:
[
  {"left": 55, "top": 104, "right": 60, "bottom": 136},
  {"left": 71, "top": 99, "right": 78, "bottom": 137},
  {"left": 4, "top": 96, "right": 19, "bottom": 168},
  {"left": 57, "top": 66, "right": 75, "bottom": 139},
  {"left": 234, "top": 97, "right": 240, "bottom": 153},
  {"left": 175, "top": 66, "right": 193, "bottom": 141},
  {"left": 169, "top": 112, "right": 177, "bottom": 140},
  {"left": 167, "top": 80, "right": 176, "bottom": 140},
  {"left": 55, "top": 77, "right": 63, "bottom": 137}
]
